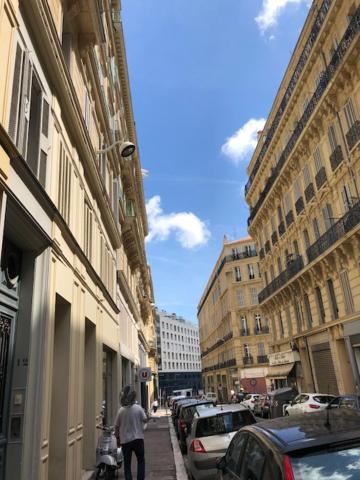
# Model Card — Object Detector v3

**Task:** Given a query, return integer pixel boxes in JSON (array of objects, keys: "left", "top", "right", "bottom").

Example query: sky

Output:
[{"left": 122, "top": 0, "right": 312, "bottom": 323}]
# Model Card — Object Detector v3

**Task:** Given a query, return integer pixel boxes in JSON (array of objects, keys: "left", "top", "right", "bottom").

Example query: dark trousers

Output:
[{"left": 122, "top": 439, "right": 145, "bottom": 480}]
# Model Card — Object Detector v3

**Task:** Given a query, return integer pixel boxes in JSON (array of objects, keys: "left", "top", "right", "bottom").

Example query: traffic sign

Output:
[{"left": 138, "top": 367, "right": 152, "bottom": 382}]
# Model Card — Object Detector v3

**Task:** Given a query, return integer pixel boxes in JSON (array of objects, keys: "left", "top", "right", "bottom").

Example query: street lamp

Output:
[{"left": 95, "top": 140, "right": 136, "bottom": 158}]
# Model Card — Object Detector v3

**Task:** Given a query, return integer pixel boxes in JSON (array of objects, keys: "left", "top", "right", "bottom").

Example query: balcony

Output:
[
  {"left": 258, "top": 255, "right": 304, "bottom": 303},
  {"left": 315, "top": 166, "right": 327, "bottom": 190},
  {"left": 241, "top": 328, "right": 250, "bottom": 336},
  {"left": 257, "top": 355, "right": 269, "bottom": 364},
  {"left": 330, "top": 145, "right": 344, "bottom": 171},
  {"left": 255, "top": 326, "right": 270, "bottom": 335},
  {"left": 307, "top": 200, "right": 360, "bottom": 263},
  {"left": 346, "top": 120, "right": 360, "bottom": 151},
  {"left": 271, "top": 231, "right": 278, "bottom": 246},
  {"left": 245, "top": 0, "right": 332, "bottom": 195},
  {"left": 259, "top": 248, "right": 265, "bottom": 260},
  {"left": 243, "top": 356, "right": 254, "bottom": 365},
  {"left": 278, "top": 221, "right": 286, "bottom": 237},
  {"left": 305, "top": 183, "right": 315, "bottom": 203},
  {"left": 295, "top": 197, "right": 305, "bottom": 215},
  {"left": 265, "top": 241, "right": 271, "bottom": 253},
  {"left": 285, "top": 210, "right": 294, "bottom": 228},
  {"left": 225, "top": 249, "right": 258, "bottom": 263},
  {"left": 247, "top": 9, "right": 360, "bottom": 225}
]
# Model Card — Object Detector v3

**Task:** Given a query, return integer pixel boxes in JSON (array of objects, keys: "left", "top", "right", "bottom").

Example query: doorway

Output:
[{"left": 83, "top": 319, "right": 96, "bottom": 470}]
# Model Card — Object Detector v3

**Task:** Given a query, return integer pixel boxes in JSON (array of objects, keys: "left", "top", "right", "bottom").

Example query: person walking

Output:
[
  {"left": 151, "top": 399, "right": 158, "bottom": 414},
  {"left": 114, "top": 386, "right": 148, "bottom": 480}
]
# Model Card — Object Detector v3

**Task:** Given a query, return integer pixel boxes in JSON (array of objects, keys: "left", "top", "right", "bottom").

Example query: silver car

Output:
[{"left": 186, "top": 405, "right": 256, "bottom": 480}]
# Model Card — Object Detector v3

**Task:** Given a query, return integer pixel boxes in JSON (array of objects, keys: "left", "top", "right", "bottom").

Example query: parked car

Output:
[
  {"left": 262, "top": 387, "right": 298, "bottom": 418},
  {"left": 242, "top": 394, "right": 260, "bottom": 412},
  {"left": 216, "top": 409, "right": 360, "bottom": 479},
  {"left": 186, "top": 406, "right": 256, "bottom": 480},
  {"left": 205, "top": 392, "right": 218, "bottom": 403},
  {"left": 172, "top": 398, "right": 193, "bottom": 427},
  {"left": 253, "top": 395, "right": 265, "bottom": 416},
  {"left": 328, "top": 394, "right": 360, "bottom": 410},
  {"left": 284, "top": 393, "right": 335, "bottom": 415},
  {"left": 177, "top": 401, "right": 215, "bottom": 453}
]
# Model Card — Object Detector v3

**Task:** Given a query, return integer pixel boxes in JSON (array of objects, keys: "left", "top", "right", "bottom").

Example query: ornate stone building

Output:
[
  {"left": 0, "top": 1, "right": 155, "bottom": 479},
  {"left": 246, "top": 0, "right": 360, "bottom": 395},
  {"left": 198, "top": 237, "right": 271, "bottom": 401}
]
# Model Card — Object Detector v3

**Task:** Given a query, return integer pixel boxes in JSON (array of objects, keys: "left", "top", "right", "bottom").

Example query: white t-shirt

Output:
[{"left": 114, "top": 404, "right": 147, "bottom": 444}]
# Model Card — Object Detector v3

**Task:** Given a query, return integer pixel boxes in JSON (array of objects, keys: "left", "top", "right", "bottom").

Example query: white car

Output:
[
  {"left": 284, "top": 393, "right": 335, "bottom": 415},
  {"left": 242, "top": 394, "right": 260, "bottom": 411},
  {"left": 204, "top": 392, "right": 217, "bottom": 403}
]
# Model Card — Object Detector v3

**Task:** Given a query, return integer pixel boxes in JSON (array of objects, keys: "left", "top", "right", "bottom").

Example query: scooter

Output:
[{"left": 96, "top": 425, "right": 123, "bottom": 479}]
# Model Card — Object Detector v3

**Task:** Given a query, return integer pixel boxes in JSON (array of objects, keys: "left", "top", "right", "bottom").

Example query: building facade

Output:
[
  {"left": 0, "top": 1, "right": 155, "bottom": 479},
  {"left": 155, "top": 309, "right": 202, "bottom": 400},
  {"left": 246, "top": 0, "right": 360, "bottom": 395},
  {"left": 198, "top": 237, "right": 271, "bottom": 402}
]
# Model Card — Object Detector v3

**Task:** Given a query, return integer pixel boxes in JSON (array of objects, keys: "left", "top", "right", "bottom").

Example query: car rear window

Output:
[
  {"left": 196, "top": 410, "right": 255, "bottom": 438},
  {"left": 183, "top": 403, "right": 213, "bottom": 421},
  {"left": 290, "top": 444, "right": 360, "bottom": 479},
  {"left": 313, "top": 396, "right": 334, "bottom": 404}
]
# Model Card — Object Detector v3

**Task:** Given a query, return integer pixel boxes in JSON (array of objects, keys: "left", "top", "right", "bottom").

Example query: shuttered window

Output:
[
  {"left": 328, "top": 124, "right": 338, "bottom": 152},
  {"left": 327, "top": 279, "right": 339, "bottom": 320},
  {"left": 250, "top": 287, "right": 258, "bottom": 305},
  {"left": 294, "top": 301, "right": 303, "bottom": 333},
  {"left": 84, "top": 201, "right": 93, "bottom": 260},
  {"left": 344, "top": 98, "right": 357, "bottom": 129},
  {"left": 58, "top": 142, "right": 72, "bottom": 225},
  {"left": 315, "top": 287, "right": 326, "bottom": 323},
  {"left": 312, "top": 218, "right": 321, "bottom": 240},
  {"left": 339, "top": 270, "right": 354, "bottom": 314},
  {"left": 236, "top": 289, "right": 245, "bottom": 307},
  {"left": 294, "top": 176, "right": 302, "bottom": 200},
  {"left": 313, "top": 146, "right": 323, "bottom": 173},
  {"left": 303, "top": 164, "right": 311, "bottom": 187},
  {"left": 322, "top": 203, "right": 334, "bottom": 231}
]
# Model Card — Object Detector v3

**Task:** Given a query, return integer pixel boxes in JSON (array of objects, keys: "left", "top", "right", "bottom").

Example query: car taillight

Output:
[
  {"left": 179, "top": 419, "right": 187, "bottom": 430},
  {"left": 190, "top": 439, "right": 206, "bottom": 453},
  {"left": 283, "top": 455, "right": 295, "bottom": 480},
  {"left": 309, "top": 404, "right": 320, "bottom": 409}
]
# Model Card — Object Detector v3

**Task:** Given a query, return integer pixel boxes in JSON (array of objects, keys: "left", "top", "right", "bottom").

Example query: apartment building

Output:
[
  {"left": 246, "top": 0, "right": 360, "bottom": 395},
  {"left": 0, "top": 1, "right": 155, "bottom": 479},
  {"left": 156, "top": 309, "right": 202, "bottom": 399},
  {"left": 198, "top": 237, "right": 271, "bottom": 402}
]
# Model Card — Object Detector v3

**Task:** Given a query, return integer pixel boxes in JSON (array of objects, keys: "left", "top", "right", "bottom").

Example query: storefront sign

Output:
[
  {"left": 138, "top": 367, "right": 152, "bottom": 382},
  {"left": 269, "top": 350, "right": 300, "bottom": 366}
]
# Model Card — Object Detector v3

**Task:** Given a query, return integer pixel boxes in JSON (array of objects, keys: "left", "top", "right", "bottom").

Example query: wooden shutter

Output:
[
  {"left": 8, "top": 43, "right": 24, "bottom": 142},
  {"left": 18, "top": 51, "right": 33, "bottom": 157},
  {"left": 39, "top": 97, "right": 50, "bottom": 187}
]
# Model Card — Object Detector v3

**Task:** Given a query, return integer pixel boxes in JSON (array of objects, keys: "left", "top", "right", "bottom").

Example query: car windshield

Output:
[
  {"left": 195, "top": 410, "right": 254, "bottom": 437},
  {"left": 290, "top": 444, "right": 360, "bottom": 479},
  {"left": 313, "top": 395, "right": 334, "bottom": 404}
]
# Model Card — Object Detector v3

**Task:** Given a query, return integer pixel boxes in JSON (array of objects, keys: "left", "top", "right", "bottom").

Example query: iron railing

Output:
[
  {"left": 257, "top": 355, "right": 269, "bottom": 364},
  {"left": 346, "top": 120, "right": 360, "bottom": 150},
  {"left": 255, "top": 326, "right": 270, "bottom": 335},
  {"left": 245, "top": 0, "right": 332, "bottom": 195},
  {"left": 307, "top": 200, "right": 360, "bottom": 262},
  {"left": 271, "top": 231, "right": 278, "bottom": 246},
  {"left": 330, "top": 145, "right": 344, "bottom": 171},
  {"left": 278, "top": 221, "right": 286, "bottom": 237},
  {"left": 305, "top": 183, "right": 315, "bottom": 203},
  {"left": 243, "top": 356, "right": 254, "bottom": 365},
  {"left": 286, "top": 210, "right": 294, "bottom": 228},
  {"left": 295, "top": 196, "right": 305, "bottom": 215},
  {"left": 201, "top": 332, "right": 234, "bottom": 358},
  {"left": 258, "top": 255, "right": 304, "bottom": 303},
  {"left": 240, "top": 328, "right": 250, "bottom": 336},
  {"left": 315, "top": 166, "right": 327, "bottom": 190},
  {"left": 247, "top": 8, "right": 360, "bottom": 225}
]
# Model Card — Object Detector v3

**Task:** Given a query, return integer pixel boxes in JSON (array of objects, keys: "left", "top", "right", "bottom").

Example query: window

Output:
[
  {"left": 248, "top": 264, "right": 255, "bottom": 280},
  {"left": 327, "top": 279, "right": 339, "bottom": 320},
  {"left": 328, "top": 124, "right": 338, "bottom": 152},
  {"left": 322, "top": 203, "right": 334, "bottom": 230},
  {"left": 341, "top": 184, "right": 354, "bottom": 212},
  {"left": 58, "top": 142, "right": 72, "bottom": 224},
  {"left": 279, "top": 311, "right": 284, "bottom": 337},
  {"left": 313, "top": 146, "right": 323, "bottom": 173},
  {"left": 240, "top": 316, "right": 247, "bottom": 334},
  {"left": 340, "top": 270, "right": 354, "bottom": 314},
  {"left": 244, "top": 344, "right": 251, "bottom": 358},
  {"left": 277, "top": 205, "right": 283, "bottom": 224},
  {"left": 283, "top": 191, "right": 292, "bottom": 214},
  {"left": 285, "top": 307, "right": 292, "bottom": 337},
  {"left": 344, "top": 98, "right": 357, "bottom": 129},
  {"left": 294, "top": 176, "right": 302, "bottom": 200},
  {"left": 84, "top": 201, "right": 93, "bottom": 260},
  {"left": 255, "top": 314, "right": 262, "bottom": 332},
  {"left": 312, "top": 218, "right": 321, "bottom": 240},
  {"left": 315, "top": 287, "right": 326, "bottom": 323},
  {"left": 84, "top": 90, "right": 91, "bottom": 129},
  {"left": 239, "top": 435, "right": 266, "bottom": 479},
  {"left": 303, "top": 294, "right": 313, "bottom": 328},
  {"left": 303, "top": 164, "right": 312, "bottom": 187},
  {"left": 9, "top": 42, "right": 50, "bottom": 188},
  {"left": 250, "top": 288, "right": 258, "bottom": 305},
  {"left": 294, "top": 301, "right": 303, "bottom": 332},
  {"left": 293, "top": 240, "right": 299, "bottom": 256},
  {"left": 303, "top": 229, "right": 311, "bottom": 251},
  {"left": 257, "top": 343, "right": 265, "bottom": 356},
  {"left": 234, "top": 266, "right": 241, "bottom": 282},
  {"left": 236, "top": 288, "right": 245, "bottom": 307}
]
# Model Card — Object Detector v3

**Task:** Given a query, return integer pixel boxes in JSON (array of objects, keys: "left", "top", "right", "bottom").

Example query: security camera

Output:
[{"left": 120, "top": 141, "right": 136, "bottom": 158}]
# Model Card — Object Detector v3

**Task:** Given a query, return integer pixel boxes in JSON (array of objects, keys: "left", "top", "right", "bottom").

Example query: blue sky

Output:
[{"left": 122, "top": 0, "right": 311, "bottom": 323}]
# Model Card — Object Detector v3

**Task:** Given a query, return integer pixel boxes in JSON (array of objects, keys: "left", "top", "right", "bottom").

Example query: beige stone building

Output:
[
  {"left": 0, "top": 1, "right": 156, "bottom": 479},
  {"left": 246, "top": 0, "right": 360, "bottom": 395},
  {"left": 198, "top": 237, "right": 271, "bottom": 402}
]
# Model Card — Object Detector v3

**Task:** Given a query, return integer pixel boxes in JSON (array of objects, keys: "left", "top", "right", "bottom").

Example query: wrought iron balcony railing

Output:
[
  {"left": 201, "top": 332, "right": 234, "bottom": 358},
  {"left": 255, "top": 326, "right": 270, "bottom": 335},
  {"left": 257, "top": 355, "right": 269, "bottom": 364},
  {"left": 245, "top": 0, "right": 332, "bottom": 195},
  {"left": 241, "top": 328, "right": 250, "bottom": 336},
  {"left": 286, "top": 210, "right": 294, "bottom": 228},
  {"left": 307, "top": 200, "right": 360, "bottom": 263},
  {"left": 305, "top": 183, "right": 315, "bottom": 203},
  {"left": 330, "top": 145, "right": 344, "bottom": 171},
  {"left": 278, "top": 221, "right": 286, "bottom": 237},
  {"left": 295, "top": 196, "right": 305, "bottom": 215},
  {"left": 247, "top": 8, "right": 360, "bottom": 225},
  {"left": 315, "top": 166, "right": 327, "bottom": 190},
  {"left": 346, "top": 120, "right": 360, "bottom": 151},
  {"left": 243, "top": 356, "right": 254, "bottom": 365},
  {"left": 258, "top": 255, "right": 304, "bottom": 303},
  {"left": 271, "top": 231, "right": 278, "bottom": 246}
]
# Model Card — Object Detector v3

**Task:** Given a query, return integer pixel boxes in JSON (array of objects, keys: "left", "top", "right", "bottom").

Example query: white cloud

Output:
[
  {"left": 221, "top": 118, "right": 266, "bottom": 164},
  {"left": 145, "top": 196, "right": 210, "bottom": 249},
  {"left": 255, "top": 0, "right": 308, "bottom": 34}
]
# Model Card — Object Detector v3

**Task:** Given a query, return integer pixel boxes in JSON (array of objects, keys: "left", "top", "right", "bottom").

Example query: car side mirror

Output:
[{"left": 216, "top": 456, "right": 227, "bottom": 472}]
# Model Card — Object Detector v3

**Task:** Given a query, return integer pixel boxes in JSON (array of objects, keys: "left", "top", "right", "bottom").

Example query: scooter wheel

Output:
[{"left": 104, "top": 465, "right": 115, "bottom": 479}]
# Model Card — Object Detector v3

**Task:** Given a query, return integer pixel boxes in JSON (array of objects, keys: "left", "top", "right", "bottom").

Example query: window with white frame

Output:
[
  {"left": 236, "top": 288, "right": 245, "bottom": 307},
  {"left": 328, "top": 124, "right": 338, "bottom": 152},
  {"left": 303, "top": 164, "right": 312, "bottom": 187},
  {"left": 250, "top": 287, "right": 258, "bottom": 305},
  {"left": 84, "top": 200, "right": 93, "bottom": 260},
  {"left": 344, "top": 98, "right": 357, "bottom": 129},
  {"left": 244, "top": 344, "right": 251, "bottom": 358},
  {"left": 234, "top": 266, "right": 241, "bottom": 282},
  {"left": 58, "top": 142, "right": 72, "bottom": 225},
  {"left": 294, "top": 176, "right": 302, "bottom": 201},
  {"left": 340, "top": 270, "right": 354, "bottom": 314},
  {"left": 257, "top": 343, "right": 265, "bottom": 356},
  {"left": 255, "top": 314, "right": 262, "bottom": 332},
  {"left": 313, "top": 146, "right": 323, "bottom": 173},
  {"left": 240, "top": 316, "right": 248, "bottom": 334},
  {"left": 248, "top": 264, "right": 255, "bottom": 280}
]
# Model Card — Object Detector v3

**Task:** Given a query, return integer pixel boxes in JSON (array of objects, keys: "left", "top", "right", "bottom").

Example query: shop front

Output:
[
  {"left": 343, "top": 320, "right": 360, "bottom": 394},
  {"left": 266, "top": 350, "right": 300, "bottom": 391}
]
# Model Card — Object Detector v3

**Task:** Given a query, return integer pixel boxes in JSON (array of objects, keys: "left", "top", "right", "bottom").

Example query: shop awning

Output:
[{"left": 266, "top": 363, "right": 295, "bottom": 379}]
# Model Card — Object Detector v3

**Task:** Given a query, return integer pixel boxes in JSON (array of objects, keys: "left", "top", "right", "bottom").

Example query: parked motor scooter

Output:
[{"left": 96, "top": 425, "right": 123, "bottom": 479}]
